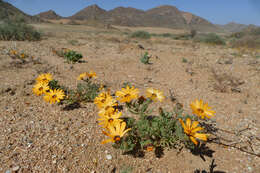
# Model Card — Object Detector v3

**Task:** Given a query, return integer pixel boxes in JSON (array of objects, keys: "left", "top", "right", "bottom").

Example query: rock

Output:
[
  {"left": 12, "top": 166, "right": 20, "bottom": 171},
  {"left": 106, "top": 154, "right": 112, "bottom": 160},
  {"left": 5, "top": 170, "right": 11, "bottom": 173},
  {"left": 217, "top": 57, "right": 233, "bottom": 64}
]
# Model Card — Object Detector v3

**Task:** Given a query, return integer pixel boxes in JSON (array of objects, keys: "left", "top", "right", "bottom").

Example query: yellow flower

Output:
[
  {"left": 98, "top": 106, "right": 117, "bottom": 117},
  {"left": 77, "top": 72, "right": 88, "bottom": 80},
  {"left": 32, "top": 82, "right": 49, "bottom": 96},
  {"left": 87, "top": 71, "right": 97, "bottom": 79},
  {"left": 98, "top": 112, "right": 123, "bottom": 128},
  {"left": 98, "top": 84, "right": 104, "bottom": 91},
  {"left": 94, "top": 91, "right": 117, "bottom": 109},
  {"left": 101, "top": 121, "right": 131, "bottom": 144},
  {"left": 115, "top": 85, "right": 139, "bottom": 103},
  {"left": 146, "top": 145, "right": 154, "bottom": 152},
  {"left": 179, "top": 118, "right": 208, "bottom": 145},
  {"left": 44, "top": 89, "right": 65, "bottom": 104},
  {"left": 20, "top": 53, "right": 25, "bottom": 58},
  {"left": 36, "top": 73, "right": 53, "bottom": 84},
  {"left": 10, "top": 50, "right": 17, "bottom": 55},
  {"left": 146, "top": 88, "right": 165, "bottom": 102},
  {"left": 190, "top": 99, "right": 215, "bottom": 119}
]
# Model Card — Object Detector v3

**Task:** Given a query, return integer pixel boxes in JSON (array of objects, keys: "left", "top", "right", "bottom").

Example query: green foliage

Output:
[
  {"left": 140, "top": 52, "right": 151, "bottom": 64},
  {"left": 0, "top": 21, "right": 41, "bottom": 41},
  {"left": 194, "top": 33, "right": 226, "bottom": 45},
  {"left": 48, "top": 80, "right": 63, "bottom": 90},
  {"left": 161, "top": 33, "right": 172, "bottom": 38},
  {"left": 230, "top": 32, "right": 245, "bottom": 39},
  {"left": 131, "top": 30, "right": 151, "bottom": 39},
  {"left": 64, "top": 50, "right": 83, "bottom": 63},
  {"left": 151, "top": 32, "right": 192, "bottom": 40},
  {"left": 65, "top": 79, "right": 100, "bottom": 104},
  {"left": 120, "top": 165, "right": 133, "bottom": 173},
  {"left": 182, "top": 57, "right": 188, "bottom": 63},
  {"left": 114, "top": 98, "right": 195, "bottom": 156}
]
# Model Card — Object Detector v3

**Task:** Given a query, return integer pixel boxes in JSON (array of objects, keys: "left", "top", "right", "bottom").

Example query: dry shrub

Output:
[
  {"left": 211, "top": 68, "right": 244, "bottom": 93},
  {"left": 230, "top": 35, "right": 260, "bottom": 49}
]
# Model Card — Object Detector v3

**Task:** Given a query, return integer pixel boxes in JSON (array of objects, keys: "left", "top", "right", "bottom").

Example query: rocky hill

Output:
[
  {"left": 217, "top": 22, "right": 248, "bottom": 33},
  {"left": 35, "top": 10, "right": 62, "bottom": 20},
  {"left": 69, "top": 4, "right": 107, "bottom": 20},
  {"left": 0, "top": 0, "right": 40, "bottom": 23},
  {"left": 69, "top": 4, "right": 222, "bottom": 32}
]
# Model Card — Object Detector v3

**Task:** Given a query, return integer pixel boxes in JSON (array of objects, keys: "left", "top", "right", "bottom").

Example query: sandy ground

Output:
[{"left": 0, "top": 23, "right": 260, "bottom": 173}]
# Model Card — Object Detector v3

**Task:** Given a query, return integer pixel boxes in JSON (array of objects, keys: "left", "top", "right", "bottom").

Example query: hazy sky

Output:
[{"left": 4, "top": 0, "right": 260, "bottom": 25}]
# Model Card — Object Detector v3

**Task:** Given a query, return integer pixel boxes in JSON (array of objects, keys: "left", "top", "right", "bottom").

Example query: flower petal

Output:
[{"left": 194, "top": 133, "right": 208, "bottom": 141}]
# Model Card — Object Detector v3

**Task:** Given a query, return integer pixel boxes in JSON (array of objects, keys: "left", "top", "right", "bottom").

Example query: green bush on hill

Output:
[
  {"left": 0, "top": 20, "right": 41, "bottom": 41},
  {"left": 194, "top": 33, "right": 226, "bottom": 45},
  {"left": 131, "top": 30, "right": 151, "bottom": 39}
]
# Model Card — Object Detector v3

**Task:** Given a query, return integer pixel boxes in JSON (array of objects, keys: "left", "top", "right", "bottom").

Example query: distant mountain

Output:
[
  {"left": 36, "top": 10, "right": 62, "bottom": 20},
  {"left": 69, "top": 4, "right": 222, "bottom": 32},
  {"left": 217, "top": 22, "right": 248, "bottom": 33},
  {"left": 181, "top": 12, "right": 219, "bottom": 32},
  {"left": 106, "top": 7, "right": 145, "bottom": 26},
  {"left": 143, "top": 5, "right": 188, "bottom": 29},
  {"left": 0, "top": 0, "right": 40, "bottom": 22},
  {"left": 69, "top": 4, "right": 107, "bottom": 20}
]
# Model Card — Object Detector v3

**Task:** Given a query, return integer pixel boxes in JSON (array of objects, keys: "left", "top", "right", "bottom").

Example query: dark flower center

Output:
[
  {"left": 108, "top": 118, "right": 113, "bottom": 123},
  {"left": 114, "top": 136, "right": 121, "bottom": 142},
  {"left": 52, "top": 95, "right": 57, "bottom": 99},
  {"left": 151, "top": 93, "right": 157, "bottom": 98},
  {"left": 197, "top": 108, "right": 204, "bottom": 114}
]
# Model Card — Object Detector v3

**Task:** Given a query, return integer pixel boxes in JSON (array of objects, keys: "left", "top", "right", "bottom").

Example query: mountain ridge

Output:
[{"left": 67, "top": 4, "right": 221, "bottom": 32}]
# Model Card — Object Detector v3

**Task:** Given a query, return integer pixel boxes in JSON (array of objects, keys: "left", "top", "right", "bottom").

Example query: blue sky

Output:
[{"left": 4, "top": 0, "right": 260, "bottom": 25}]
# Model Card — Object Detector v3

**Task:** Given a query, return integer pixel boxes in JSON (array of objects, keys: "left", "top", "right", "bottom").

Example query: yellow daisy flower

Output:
[
  {"left": 94, "top": 91, "right": 116, "bottom": 109},
  {"left": 179, "top": 118, "right": 208, "bottom": 145},
  {"left": 44, "top": 89, "right": 65, "bottom": 104},
  {"left": 10, "top": 50, "right": 17, "bottom": 55},
  {"left": 98, "top": 112, "right": 123, "bottom": 128},
  {"left": 190, "top": 99, "right": 215, "bottom": 119},
  {"left": 98, "top": 106, "right": 118, "bottom": 117},
  {"left": 146, "top": 88, "right": 165, "bottom": 102},
  {"left": 115, "top": 85, "right": 139, "bottom": 103},
  {"left": 32, "top": 82, "right": 49, "bottom": 96},
  {"left": 101, "top": 121, "right": 131, "bottom": 144},
  {"left": 77, "top": 72, "right": 88, "bottom": 80},
  {"left": 87, "top": 71, "right": 97, "bottom": 79},
  {"left": 20, "top": 53, "right": 25, "bottom": 59},
  {"left": 36, "top": 73, "right": 53, "bottom": 84}
]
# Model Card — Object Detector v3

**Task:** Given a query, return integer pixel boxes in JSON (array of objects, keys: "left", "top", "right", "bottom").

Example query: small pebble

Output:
[
  {"left": 12, "top": 166, "right": 20, "bottom": 171},
  {"left": 5, "top": 170, "right": 11, "bottom": 173},
  {"left": 248, "top": 166, "right": 252, "bottom": 172},
  {"left": 106, "top": 154, "right": 112, "bottom": 160}
]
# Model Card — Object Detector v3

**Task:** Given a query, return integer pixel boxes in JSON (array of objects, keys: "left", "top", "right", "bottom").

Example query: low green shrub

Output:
[
  {"left": 131, "top": 31, "right": 151, "bottom": 39},
  {"left": 64, "top": 50, "right": 83, "bottom": 63},
  {"left": 140, "top": 52, "right": 151, "bottom": 64},
  {"left": 194, "top": 33, "right": 226, "bottom": 45},
  {"left": 0, "top": 21, "right": 41, "bottom": 41}
]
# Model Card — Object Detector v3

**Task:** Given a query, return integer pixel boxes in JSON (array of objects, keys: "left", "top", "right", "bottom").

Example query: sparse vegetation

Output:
[
  {"left": 0, "top": 20, "right": 41, "bottom": 41},
  {"left": 194, "top": 33, "right": 226, "bottom": 45},
  {"left": 64, "top": 50, "right": 83, "bottom": 63},
  {"left": 53, "top": 48, "right": 83, "bottom": 63},
  {"left": 131, "top": 30, "right": 151, "bottom": 39},
  {"left": 140, "top": 52, "right": 151, "bottom": 64},
  {"left": 228, "top": 27, "right": 260, "bottom": 49}
]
